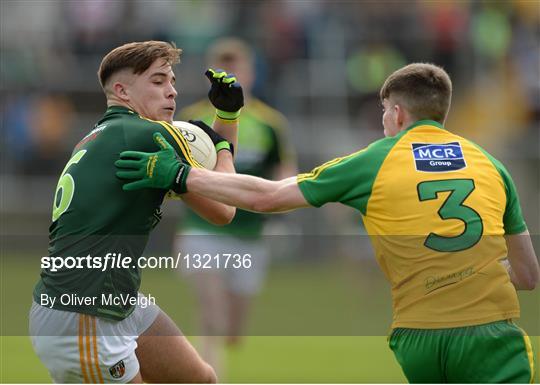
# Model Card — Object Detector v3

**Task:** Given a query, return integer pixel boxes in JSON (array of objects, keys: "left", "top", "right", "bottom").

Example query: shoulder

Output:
[
  {"left": 114, "top": 111, "right": 166, "bottom": 133},
  {"left": 114, "top": 113, "right": 186, "bottom": 154},
  {"left": 299, "top": 135, "right": 399, "bottom": 182},
  {"left": 118, "top": 113, "right": 181, "bottom": 143},
  {"left": 461, "top": 137, "right": 510, "bottom": 176},
  {"left": 99, "top": 111, "right": 161, "bottom": 151},
  {"left": 118, "top": 114, "right": 170, "bottom": 146},
  {"left": 358, "top": 132, "right": 406, "bottom": 163},
  {"left": 136, "top": 116, "right": 190, "bottom": 151}
]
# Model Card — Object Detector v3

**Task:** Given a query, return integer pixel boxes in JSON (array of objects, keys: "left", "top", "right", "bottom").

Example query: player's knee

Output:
[
  {"left": 206, "top": 364, "right": 218, "bottom": 383},
  {"left": 169, "top": 361, "right": 216, "bottom": 383},
  {"left": 194, "top": 363, "right": 217, "bottom": 384}
]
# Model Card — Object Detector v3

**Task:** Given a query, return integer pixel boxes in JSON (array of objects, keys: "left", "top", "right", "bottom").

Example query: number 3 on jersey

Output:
[
  {"left": 417, "top": 179, "right": 483, "bottom": 252},
  {"left": 52, "top": 150, "right": 87, "bottom": 222}
]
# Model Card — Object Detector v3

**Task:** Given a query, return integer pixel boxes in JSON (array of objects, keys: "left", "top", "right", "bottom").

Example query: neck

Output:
[
  {"left": 106, "top": 95, "right": 133, "bottom": 110},
  {"left": 399, "top": 118, "right": 415, "bottom": 132}
]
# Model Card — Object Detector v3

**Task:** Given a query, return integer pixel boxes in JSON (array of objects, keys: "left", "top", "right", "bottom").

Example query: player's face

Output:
[
  {"left": 126, "top": 58, "right": 177, "bottom": 122},
  {"left": 382, "top": 98, "right": 400, "bottom": 137}
]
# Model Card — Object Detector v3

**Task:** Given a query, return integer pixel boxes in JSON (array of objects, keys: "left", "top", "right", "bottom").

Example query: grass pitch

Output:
[{"left": 1, "top": 255, "right": 537, "bottom": 383}]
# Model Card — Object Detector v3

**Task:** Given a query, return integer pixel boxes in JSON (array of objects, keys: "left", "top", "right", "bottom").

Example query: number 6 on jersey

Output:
[{"left": 52, "top": 150, "right": 87, "bottom": 222}]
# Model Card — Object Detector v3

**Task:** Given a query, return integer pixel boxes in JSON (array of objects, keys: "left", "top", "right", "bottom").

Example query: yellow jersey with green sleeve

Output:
[{"left": 297, "top": 120, "right": 527, "bottom": 329}]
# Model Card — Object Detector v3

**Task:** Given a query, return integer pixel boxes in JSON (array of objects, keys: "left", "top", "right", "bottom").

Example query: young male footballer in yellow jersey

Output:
[
  {"left": 31, "top": 41, "right": 244, "bottom": 383},
  {"left": 116, "top": 63, "right": 539, "bottom": 383}
]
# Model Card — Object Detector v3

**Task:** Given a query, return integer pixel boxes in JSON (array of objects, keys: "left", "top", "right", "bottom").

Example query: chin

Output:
[{"left": 161, "top": 111, "right": 174, "bottom": 123}]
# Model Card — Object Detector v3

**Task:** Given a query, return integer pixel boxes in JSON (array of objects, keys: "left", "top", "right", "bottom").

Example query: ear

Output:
[
  {"left": 112, "top": 82, "right": 130, "bottom": 102},
  {"left": 394, "top": 104, "right": 408, "bottom": 129},
  {"left": 392, "top": 104, "right": 403, "bottom": 128}
]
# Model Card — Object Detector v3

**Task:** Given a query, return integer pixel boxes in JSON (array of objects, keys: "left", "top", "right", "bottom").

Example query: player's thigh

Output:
[
  {"left": 135, "top": 309, "right": 216, "bottom": 383},
  {"left": 446, "top": 321, "right": 535, "bottom": 383},
  {"left": 388, "top": 328, "right": 445, "bottom": 383}
]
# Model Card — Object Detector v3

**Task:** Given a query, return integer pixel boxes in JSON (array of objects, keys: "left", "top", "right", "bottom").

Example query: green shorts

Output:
[{"left": 389, "top": 320, "right": 535, "bottom": 383}]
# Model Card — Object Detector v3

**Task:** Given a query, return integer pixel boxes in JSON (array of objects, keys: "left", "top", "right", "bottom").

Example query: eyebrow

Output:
[{"left": 150, "top": 72, "right": 176, "bottom": 83}]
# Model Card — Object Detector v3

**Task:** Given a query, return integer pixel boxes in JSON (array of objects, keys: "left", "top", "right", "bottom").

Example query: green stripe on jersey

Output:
[{"left": 468, "top": 141, "right": 527, "bottom": 234}]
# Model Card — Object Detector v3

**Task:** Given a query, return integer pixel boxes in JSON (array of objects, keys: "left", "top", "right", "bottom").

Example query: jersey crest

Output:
[{"left": 109, "top": 360, "right": 126, "bottom": 379}]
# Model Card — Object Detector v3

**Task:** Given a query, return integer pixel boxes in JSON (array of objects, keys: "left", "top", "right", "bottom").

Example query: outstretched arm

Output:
[
  {"left": 116, "top": 132, "right": 310, "bottom": 214},
  {"left": 186, "top": 168, "right": 310, "bottom": 213}
]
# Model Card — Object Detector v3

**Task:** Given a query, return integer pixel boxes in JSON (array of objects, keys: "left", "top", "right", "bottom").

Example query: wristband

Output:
[
  {"left": 171, "top": 163, "right": 191, "bottom": 194},
  {"left": 215, "top": 141, "right": 235, "bottom": 156},
  {"left": 216, "top": 109, "right": 241, "bottom": 122}
]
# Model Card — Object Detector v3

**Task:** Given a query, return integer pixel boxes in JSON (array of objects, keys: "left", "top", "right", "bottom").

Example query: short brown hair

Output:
[
  {"left": 380, "top": 63, "right": 452, "bottom": 123},
  {"left": 98, "top": 41, "right": 182, "bottom": 89}
]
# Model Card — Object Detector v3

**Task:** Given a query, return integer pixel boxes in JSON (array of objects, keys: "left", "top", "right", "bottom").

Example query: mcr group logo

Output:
[{"left": 412, "top": 142, "right": 467, "bottom": 172}]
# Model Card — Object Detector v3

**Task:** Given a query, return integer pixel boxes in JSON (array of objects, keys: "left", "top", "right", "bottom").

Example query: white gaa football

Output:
[
  {"left": 166, "top": 121, "right": 217, "bottom": 200},
  {"left": 173, "top": 120, "right": 217, "bottom": 169}
]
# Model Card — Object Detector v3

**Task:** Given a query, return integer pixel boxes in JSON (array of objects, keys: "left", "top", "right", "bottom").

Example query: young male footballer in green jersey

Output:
[
  {"left": 30, "top": 41, "right": 244, "bottom": 383},
  {"left": 116, "top": 63, "right": 539, "bottom": 383}
]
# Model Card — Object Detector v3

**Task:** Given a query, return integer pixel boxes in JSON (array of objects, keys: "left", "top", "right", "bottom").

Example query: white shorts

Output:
[
  {"left": 174, "top": 231, "right": 270, "bottom": 295},
  {"left": 29, "top": 295, "right": 160, "bottom": 383}
]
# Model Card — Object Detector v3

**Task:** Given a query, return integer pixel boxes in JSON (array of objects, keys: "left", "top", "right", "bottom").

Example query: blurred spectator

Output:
[
  {"left": 471, "top": 4, "right": 512, "bottom": 66},
  {"left": 346, "top": 44, "right": 406, "bottom": 94},
  {"left": 64, "top": 0, "right": 126, "bottom": 55},
  {"left": 173, "top": 37, "right": 297, "bottom": 378},
  {"left": 21, "top": 94, "right": 75, "bottom": 175},
  {"left": 419, "top": 1, "right": 469, "bottom": 76}
]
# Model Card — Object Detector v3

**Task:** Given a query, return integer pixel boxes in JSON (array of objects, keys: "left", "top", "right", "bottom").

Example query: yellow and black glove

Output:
[{"left": 205, "top": 68, "right": 244, "bottom": 122}]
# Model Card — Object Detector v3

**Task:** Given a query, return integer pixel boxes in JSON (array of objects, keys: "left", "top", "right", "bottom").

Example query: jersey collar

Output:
[
  {"left": 104, "top": 105, "right": 138, "bottom": 116},
  {"left": 406, "top": 119, "right": 444, "bottom": 131}
]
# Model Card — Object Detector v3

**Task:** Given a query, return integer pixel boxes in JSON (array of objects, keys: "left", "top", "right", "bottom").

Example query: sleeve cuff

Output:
[{"left": 297, "top": 177, "right": 322, "bottom": 208}]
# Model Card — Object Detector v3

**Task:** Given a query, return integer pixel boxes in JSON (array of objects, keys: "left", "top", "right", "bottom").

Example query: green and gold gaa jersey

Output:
[
  {"left": 298, "top": 120, "right": 527, "bottom": 329},
  {"left": 33, "top": 106, "right": 197, "bottom": 320},
  {"left": 179, "top": 98, "right": 295, "bottom": 236}
]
